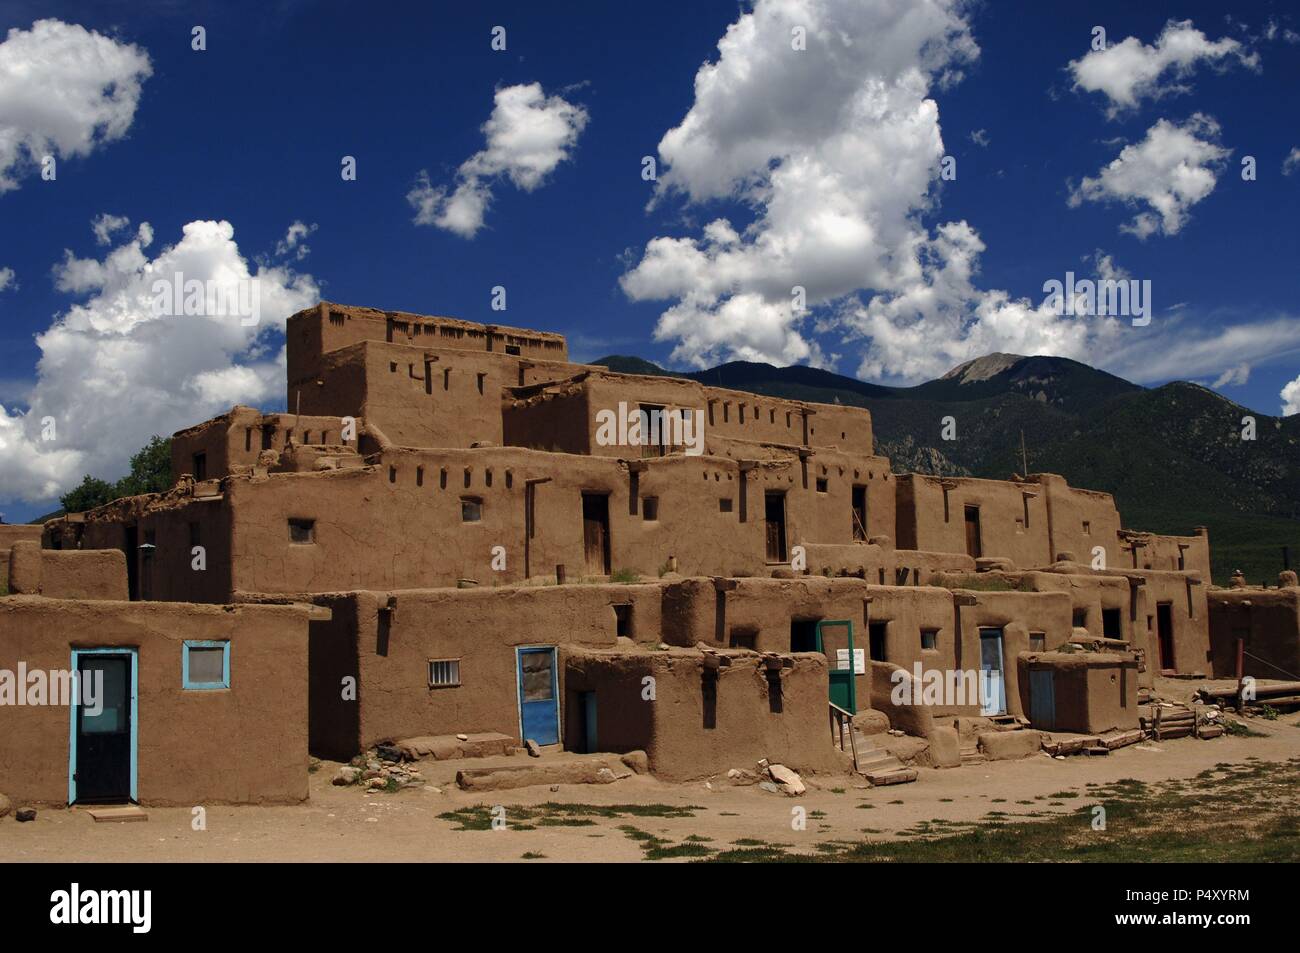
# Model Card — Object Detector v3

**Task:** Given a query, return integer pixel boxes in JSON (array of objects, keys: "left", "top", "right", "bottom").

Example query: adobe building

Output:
[{"left": 6, "top": 300, "right": 1240, "bottom": 805}]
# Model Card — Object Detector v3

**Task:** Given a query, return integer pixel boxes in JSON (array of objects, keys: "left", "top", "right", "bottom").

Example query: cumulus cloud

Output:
[
  {"left": 0, "top": 220, "right": 319, "bottom": 504},
  {"left": 1069, "top": 114, "right": 1229, "bottom": 239},
  {"left": 621, "top": 0, "right": 979, "bottom": 372},
  {"left": 1069, "top": 19, "right": 1256, "bottom": 116},
  {"left": 1283, "top": 147, "right": 1300, "bottom": 176},
  {"left": 969, "top": 128, "right": 989, "bottom": 147},
  {"left": 619, "top": 0, "right": 1296, "bottom": 387},
  {"left": 0, "top": 19, "right": 152, "bottom": 193},
  {"left": 91, "top": 212, "right": 130, "bottom": 245},
  {"left": 1283, "top": 374, "right": 1300, "bottom": 416},
  {"left": 408, "top": 82, "right": 588, "bottom": 238},
  {"left": 0, "top": 266, "right": 15, "bottom": 292}
]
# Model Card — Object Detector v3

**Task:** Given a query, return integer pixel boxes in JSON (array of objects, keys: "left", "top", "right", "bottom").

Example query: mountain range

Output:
[{"left": 593, "top": 352, "right": 1300, "bottom": 586}]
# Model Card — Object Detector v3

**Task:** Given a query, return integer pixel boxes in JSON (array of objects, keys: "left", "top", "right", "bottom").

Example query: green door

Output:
[{"left": 817, "top": 620, "right": 857, "bottom": 714}]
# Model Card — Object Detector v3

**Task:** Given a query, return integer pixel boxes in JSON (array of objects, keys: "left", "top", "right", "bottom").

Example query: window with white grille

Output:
[{"left": 428, "top": 659, "right": 461, "bottom": 688}]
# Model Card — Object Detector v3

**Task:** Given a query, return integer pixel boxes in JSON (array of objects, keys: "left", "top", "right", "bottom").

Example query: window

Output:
[
  {"left": 613, "top": 604, "right": 633, "bottom": 637},
  {"left": 1072, "top": 608, "right": 1088, "bottom": 628},
  {"left": 288, "top": 518, "right": 315, "bottom": 544},
  {"left": 920, "top": 628, "right": 939, "bottom": 651},
  {"left": 1082, "top": 521, "right": 1091, "bottom": 535},
  {"left": 428, "top": 658, "right": 461, "bottom": 688},
  {"left": 461, "top": 497, "right": 483, "bottom": 522},
  {"left": 816, "top": 478, "right": 829, "bottom": 493},
  {"left": 183, "top": 641, "right": 230, "bottom": 690},
  {"left": 192, "top": 452, "right": 207, "bottom": 481},
  {"left": 505, "top": 345, "right": 521, "bottom": 356},
  {"left": 1102, "top": 608, "right": 1122, "bottom": 640},
  {"left": 477, "top": 372, "right": 486, "bottom": 395},
  {"left": 1029, "top": 632, "right": 1046, "bottom": 652},
  {"left": 719, "top": 498, "right": 733, "bottom": 513},
  {"left": 642, "top": 497, "right": 659, "bottom": 521}
]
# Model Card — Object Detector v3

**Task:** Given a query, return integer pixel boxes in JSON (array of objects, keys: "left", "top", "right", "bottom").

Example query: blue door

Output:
[
  {"left": 1029, "top": 669, "right": 1055, "bottom": 729},
  {"left": 979, "top": 629, "right": 1006, "bottom": 716},
  {"left": 517, "top": 647, "right": 559, "bottom": 746},
  {"left": 70, "top": 648, "right": 138, "bottom": 805}
]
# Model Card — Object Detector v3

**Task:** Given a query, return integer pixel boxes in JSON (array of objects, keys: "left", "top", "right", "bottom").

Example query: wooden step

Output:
[{"left": 864, "top": 768, "right": 917, "bottom": 786}]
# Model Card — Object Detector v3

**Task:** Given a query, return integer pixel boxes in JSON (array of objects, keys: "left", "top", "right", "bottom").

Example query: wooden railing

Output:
[{"left": 828, "top": 701, "right": 859, "bottom": 772}]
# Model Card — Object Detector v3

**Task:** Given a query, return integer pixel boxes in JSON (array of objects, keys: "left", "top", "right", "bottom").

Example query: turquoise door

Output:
[
  {"left": 517, "top": 647, "right": 559, "bottom": 746},
  {"left": 69, "top": 647, "right": 138, "bottom": 805}
]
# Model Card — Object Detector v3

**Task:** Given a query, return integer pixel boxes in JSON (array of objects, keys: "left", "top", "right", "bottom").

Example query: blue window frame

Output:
[{"left": 182, "top": 640, "right": 231, "bottom": 690}]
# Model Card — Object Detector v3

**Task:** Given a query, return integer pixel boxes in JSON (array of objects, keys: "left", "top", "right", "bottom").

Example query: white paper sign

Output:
[{"left": 836, "top": 648, "right": 866, "bottom": 674}]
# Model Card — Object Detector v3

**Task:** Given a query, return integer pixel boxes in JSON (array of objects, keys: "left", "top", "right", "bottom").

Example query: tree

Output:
[
  {"left": 59, "top": 475, "right": 119, "bottom": 514},
  {"left": 58, "top": 436, "right": 173, "bottom": 513}
]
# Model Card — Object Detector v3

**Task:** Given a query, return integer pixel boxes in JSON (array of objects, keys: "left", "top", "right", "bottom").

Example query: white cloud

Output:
[
  {"left": 91, "top": 212, "right": 130, "bottom": 245},
  {"left": 408, "top": 82, "right": 588, "bottom": 238},
  {"left": 274, "top": 220, "right": 317, "bottom": 260},
  {"left": 0, "top": 266, "right": 15, "bottom": 292},
  {"left": 1283, "top": 147, "right": 1300, "bottom": 176},
  {"left": 1283, "top": 374, "right": 1300, "bottom": 416},
  {"left": 1069, "top": 114, "right": 1229, "bottom": 239},
  {"left": 1212, "top": 363, "right": 1250, "bottom": 387},
  {"left": 1069, "top": 19, "right": 1256, "bottom": 116},
  {"left": 621, "top": 0, "right": 979, "bottom": 371},
  {"left": 0, "top": 220, "right": 319, "bottom": 504},
  {"left": 0, "top": 19, "right": 151, "bottom": 193},
  {"left": 969, "top": 128, "right": 989, "bottom": 147},
  {"left": 619, "top": 0, "right": 1295, "bottom": 387}
]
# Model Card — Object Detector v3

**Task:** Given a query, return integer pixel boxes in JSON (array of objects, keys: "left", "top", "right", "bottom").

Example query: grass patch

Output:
[{"left": 702, "top": 760, "right": 1300, "bottom": 863}]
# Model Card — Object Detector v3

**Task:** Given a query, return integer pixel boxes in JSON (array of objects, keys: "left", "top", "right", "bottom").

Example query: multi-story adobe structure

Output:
[{"left": 5, "top": 300, "right": 1272, "bottom": 807}]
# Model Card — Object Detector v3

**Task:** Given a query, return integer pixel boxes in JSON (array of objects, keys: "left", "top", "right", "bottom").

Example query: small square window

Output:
[
  {"left": 642, "top": 497, "right": 659, "bottom": 521},
  {"left": 461, "top": 497, "right": 483, "bottom": 522},
  {"left": 1072, "top": 608, "right": 1088, "bottom": 628},
  {"left": 719, "top": 498, "right": 733, "bottom": 513},
  {"left": 183, "top": 641, "right": 230, "bottom": 690},
  {"left": 505, "top": 345, "right": 521, "bottom": 356},
  {"left": 1082, "top": 521, "right": 1091, "bottom": 535},
  {"left": 1029, "top": 632, "right": 1046, "bottom": 652},
  {"left": 920, "top": 629, "right": 938, "bottom": 651},
  {"left": 816, "top": 478, "right": 829, "bottom": 493},
  {"left": 288, "top": 518, "right": 315, "bottom": 544},
  {"left": 428, "top": 658, "right": 461, "bottom": 688}
]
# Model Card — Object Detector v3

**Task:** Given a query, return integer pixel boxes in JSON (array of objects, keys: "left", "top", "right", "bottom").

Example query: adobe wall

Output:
[
  {"left": 67, "top": 492, "right": 236, "bottom": 604},
  {"left": 300, "top": 340, "right": 582, "bottom": 449},
  {"left": 0, "top": 524, "right": 43, "bottom": 584},
  {"left": 306, "top": 585, "right": 643, "bottom": 756},
  {"left": 7, "top": 542, "right": 127, "bottom": 600},
  {"left": 894, "top": 474, "right": 1055, "bottom": 568},
  {"left": 1028, "top": 473, "right": 1123, "bottom": 569},
  {"left": 562, "top": 648, "right": 842, "bottom": 780},
  {"left": 1206, "top": 587, "right": 1300, "bottom": 679},
  {"left": 1124, "top": 528, "right": 1212, "bottom": 578},
  {"left": 951, "top": 588, "right": 1073, "bottom": 720},
  {"left": 659, "top": 575, "right": 960, "bottom": 717},
  {"left": 221, "top": 447, "right": 796, "bottom": 596},
  {"left": 1020, "top": 651, "right": 1139, "bottom": 733},
  {"left": 0, "top": 597, "right": 310, "bottom": 806},
  {"left": 171, "top": 405, "right": 356, "bottom": 481},
  {"left": 286, "top": 301, "right": 568, "bottom": 392}
]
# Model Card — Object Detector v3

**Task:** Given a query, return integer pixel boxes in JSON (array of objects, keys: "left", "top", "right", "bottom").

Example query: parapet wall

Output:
[{"left": 7, "top": 541, "right": 127, "bottom": 600}]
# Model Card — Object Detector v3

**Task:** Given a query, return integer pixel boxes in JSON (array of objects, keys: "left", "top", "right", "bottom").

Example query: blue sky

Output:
[{"left": 1, "top": 0, "right": 1298, "bottom": 522}]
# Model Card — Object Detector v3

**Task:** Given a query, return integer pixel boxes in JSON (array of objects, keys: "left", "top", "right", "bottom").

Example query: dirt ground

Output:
[{"left": 4, "top": 678, "right": 1297, "bottom": 863}]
